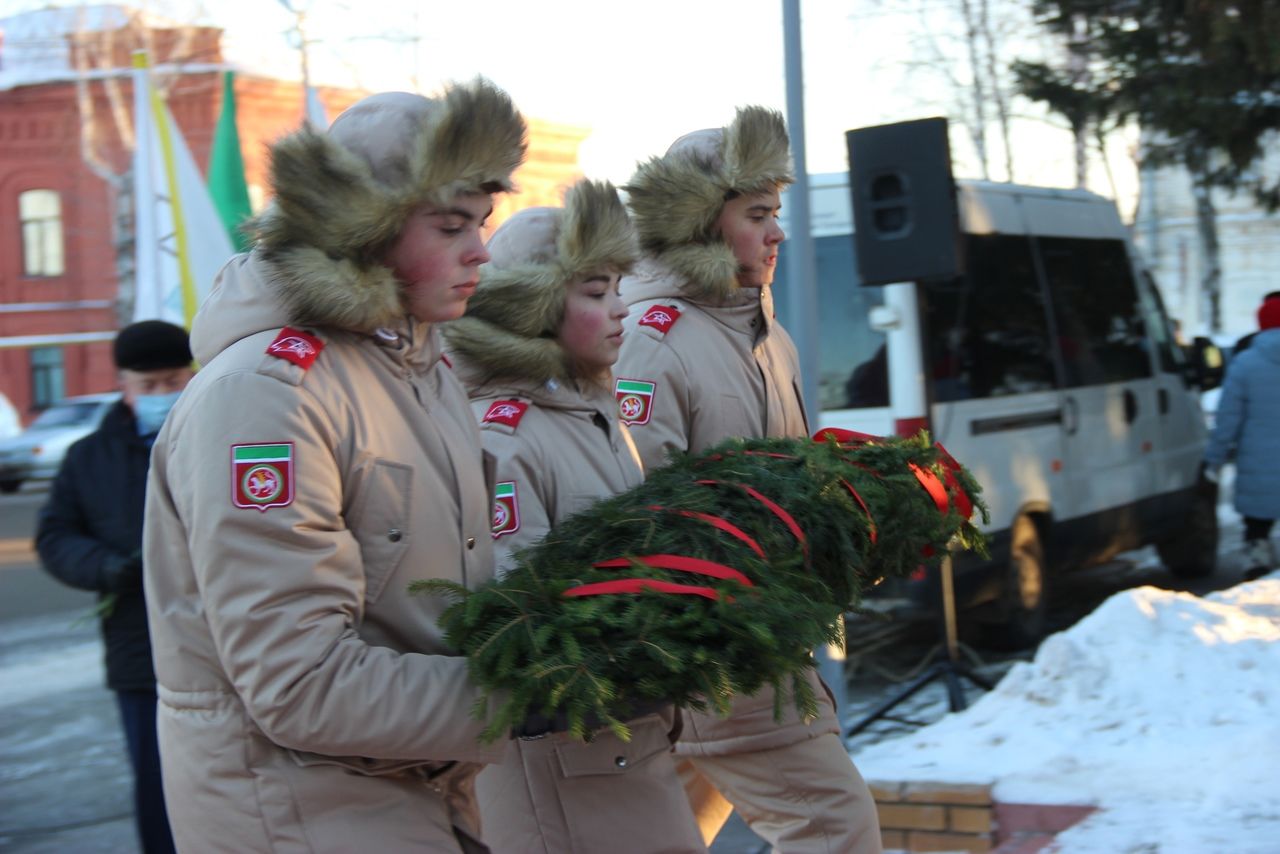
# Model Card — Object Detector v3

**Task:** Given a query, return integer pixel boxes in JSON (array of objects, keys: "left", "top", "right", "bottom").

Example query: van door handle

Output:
[
  {"left": 1124, "top": 389, "right": 1138, "bottom": 424},
  {"left": 1062, "top": 396, "right": 1079, "bottom": 434},
  {"left": 1158, "top": 388, "right": 1170, "bottom": 415}
]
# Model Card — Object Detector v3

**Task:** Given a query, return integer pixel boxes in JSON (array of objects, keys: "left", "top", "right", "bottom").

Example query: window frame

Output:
[
  {"left": 18, "top": 188, "right": 66, "bottom": 278},
  {"left": 30, "top": 346, "right": 65, "bottom": 410}
]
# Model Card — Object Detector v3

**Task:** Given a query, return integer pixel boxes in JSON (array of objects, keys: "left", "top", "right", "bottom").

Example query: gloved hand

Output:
[
  {"left": 1201, "top": 463, "right": 1220, "bottom": 484},
  {"left": 103, "top": 551, "right": 143, "bottom": 593},
  {"left": 512, "top": 698, "right": 673, "bottom": 740}
]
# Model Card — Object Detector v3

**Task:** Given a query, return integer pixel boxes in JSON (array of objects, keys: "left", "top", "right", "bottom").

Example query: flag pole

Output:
[
  {"left": 131, "top": 51, "right": 157, "bottom": 323},
  {"left": 135, "top": 52, "right": 199, "bottom": 328}
]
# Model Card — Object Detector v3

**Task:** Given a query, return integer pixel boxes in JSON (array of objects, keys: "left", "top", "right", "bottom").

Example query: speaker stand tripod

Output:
[{"left": 845, "top": 554, "right": 993, "bottom": 738}]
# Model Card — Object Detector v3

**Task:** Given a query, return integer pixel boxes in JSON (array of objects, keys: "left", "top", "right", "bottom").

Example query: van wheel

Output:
[
  {"left": 1157, "top": 486, "right": 1218, "bottom": 579},
  {"left": 0, "top": 480, "right": 20, "bottom": 494},
  {"left": 982, "top": 514, "right": 1049, "bottom": 650}
]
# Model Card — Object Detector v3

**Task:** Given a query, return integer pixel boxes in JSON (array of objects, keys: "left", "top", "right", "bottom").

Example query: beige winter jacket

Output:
[
  {"left": 143, "top": 253, "right": 505, "bottom": 853},
  {"left": 453, "top": 362, "right": 705, "bottom": 853},
  {"left": 465, "top": 374, "right": 643, "bottom": 575},
  {"left": 615, "top": 258, "right": 840, "bottom": 756}
]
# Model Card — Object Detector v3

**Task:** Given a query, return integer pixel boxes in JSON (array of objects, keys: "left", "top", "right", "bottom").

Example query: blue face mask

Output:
[{"left": 133, "top": 391, "right": 182, "bottom": 436}]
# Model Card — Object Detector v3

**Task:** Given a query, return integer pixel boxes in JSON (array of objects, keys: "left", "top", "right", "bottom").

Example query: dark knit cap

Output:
[{"left": 113, "top": 320, "right": 193, "bottom": 371}]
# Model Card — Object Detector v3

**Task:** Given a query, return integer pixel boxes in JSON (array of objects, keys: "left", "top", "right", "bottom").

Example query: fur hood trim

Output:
[
  {"left": 442, "top": 179, "right": 636, "bottom": 384},
  {"left": 445, "top": 316, "right": 570, "bottom": 385},
  {"left": 251, "top": 80, "right": 527, "bottom": 332},
  {"left": 624, "top": 106, "right": 793, "bottom": 302}
]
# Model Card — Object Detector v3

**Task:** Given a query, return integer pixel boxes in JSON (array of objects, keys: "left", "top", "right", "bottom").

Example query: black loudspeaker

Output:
[{"left": 846, "top": 117, "right": 963, "bottom": 286}]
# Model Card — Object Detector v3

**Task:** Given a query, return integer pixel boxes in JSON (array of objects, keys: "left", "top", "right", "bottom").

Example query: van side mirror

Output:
[{"left": 1187, "top": 336, "right": 1224, "bottom": 390}]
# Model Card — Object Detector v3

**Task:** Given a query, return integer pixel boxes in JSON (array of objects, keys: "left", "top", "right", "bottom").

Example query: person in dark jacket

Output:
[{"left": 35, "top": 320, "right": 193, "bottom": 854}]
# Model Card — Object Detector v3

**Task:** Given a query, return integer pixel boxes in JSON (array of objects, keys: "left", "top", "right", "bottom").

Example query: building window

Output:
[
  {"left": 30, "top": 347, "right": 65, "bottom": 408},
  {"left": 19, "top": 189, "right": 65, "bottom": 277}
]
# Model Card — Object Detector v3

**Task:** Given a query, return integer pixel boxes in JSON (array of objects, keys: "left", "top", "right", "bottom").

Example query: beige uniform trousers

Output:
[{"left": 678, "top": 734, "right": 882, "bottom": 854}]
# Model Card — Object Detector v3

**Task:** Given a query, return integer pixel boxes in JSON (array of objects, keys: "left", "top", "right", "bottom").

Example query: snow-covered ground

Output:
[{"left": 853, "top": 570, "right": 1280, "bottom": 853}]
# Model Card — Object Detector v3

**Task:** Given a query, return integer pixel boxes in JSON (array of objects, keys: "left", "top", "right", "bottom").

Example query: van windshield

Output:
[{"left": 774, "top": 235, "right": 888, "bottom": 409}]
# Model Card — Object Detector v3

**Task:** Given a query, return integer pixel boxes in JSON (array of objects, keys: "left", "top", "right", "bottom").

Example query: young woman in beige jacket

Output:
[
  {"left": 142, "top": 84, "right": 525, "bottom": 853},
  {"left": 614, "top": 107, "right": 883, "bottom": 853},
  {"left": 443, "top": 179, "right": 706, "bottom": 853}
]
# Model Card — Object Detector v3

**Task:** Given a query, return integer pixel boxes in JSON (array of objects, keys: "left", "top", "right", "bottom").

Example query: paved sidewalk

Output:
[{"left": 0, "top": 603, "right": 768, "bottom": 853}]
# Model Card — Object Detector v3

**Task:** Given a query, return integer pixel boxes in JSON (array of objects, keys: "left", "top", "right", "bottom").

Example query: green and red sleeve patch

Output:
[
  {"left": 231, "top": 443, "right": 294, "bottom": 511},
  {"left": 615, "top": 378, "right": 657, "bottom": 426},
  {"left": 492, "top": 481, "right": 520, "bottom": 538}
]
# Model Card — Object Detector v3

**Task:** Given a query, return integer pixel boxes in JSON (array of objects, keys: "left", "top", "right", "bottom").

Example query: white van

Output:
[{"left": 777, "top": 174, "right": 1221, "bottom": 647}]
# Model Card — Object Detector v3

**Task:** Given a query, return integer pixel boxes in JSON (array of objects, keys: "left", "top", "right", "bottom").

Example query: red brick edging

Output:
[{"left": 869, "top": 780, "right": 1097, "bottom": 853}]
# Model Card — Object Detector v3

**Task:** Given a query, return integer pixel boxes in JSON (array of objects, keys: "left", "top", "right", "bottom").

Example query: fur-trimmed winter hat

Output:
[
  {"left": 443, "top": 179, "right": 637, "bottom": 383},
  {"left": 624, "top": 106, "right": 793, "bottom": 301},
  {"left": 252, "top": 79, "right": 527, "bottom": 333}
]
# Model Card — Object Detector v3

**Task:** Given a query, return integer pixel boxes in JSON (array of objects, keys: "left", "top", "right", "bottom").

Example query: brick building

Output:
[{"left": 0, "top": 8, "right": 587, "bottom": 422}]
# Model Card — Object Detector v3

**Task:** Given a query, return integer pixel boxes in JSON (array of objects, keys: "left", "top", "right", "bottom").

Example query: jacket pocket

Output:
[
  {"left": 347, "top": 459, "right": 412, "bottom": 604},
  {"left": 552, "top": 716, "right": 700, "bottom": 852},
  {"left": 554, "top": 713, "right": 671, "bottom": 777}
]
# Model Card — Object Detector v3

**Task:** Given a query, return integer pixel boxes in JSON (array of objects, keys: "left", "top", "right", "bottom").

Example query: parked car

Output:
[
  {"left": 0, "top": 393, "right": 119, "bottom": 493},
  {"left": 776, "top": 169, "right": 1221, "bottom": 649}
]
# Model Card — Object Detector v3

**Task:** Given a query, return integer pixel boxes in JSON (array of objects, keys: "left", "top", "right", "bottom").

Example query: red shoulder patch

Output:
[
  {"left": 266, "top": 327, "right": 324, "bottom": 369},
  {"left": 638, "top": 304, "right": 682, "bottom": 335},
  {"left": 482, "top": 399, "right": 528, "bottom": 428}
]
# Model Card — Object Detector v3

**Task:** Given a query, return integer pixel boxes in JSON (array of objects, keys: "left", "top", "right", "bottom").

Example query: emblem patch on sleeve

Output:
[
  {"left": 637, "top": 304, "right": 681, "bottom": 335},
  {"left": 266, "top": 327, "right": 324, "bottom": 369},
  {"left": 492, "top": 481, "right": 520, "bottom": 538},
  {"left": 615, "top": 378, "right": 657, "bottom": 426},
  {"left": 231, "top": 443, "right": 295, "bottom": 511},
  {"left": 482, "top": 399, "right": 528, "bottom": 428}
]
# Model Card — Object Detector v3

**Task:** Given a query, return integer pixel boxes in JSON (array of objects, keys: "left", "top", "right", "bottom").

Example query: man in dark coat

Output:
[{"left": 36, "top": 320, "right": 193, "bottom": 854}]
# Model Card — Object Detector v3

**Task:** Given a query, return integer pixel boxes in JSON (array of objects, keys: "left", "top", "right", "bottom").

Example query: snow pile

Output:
[{"left": 854, "top": 576, "right": 1280, "bottom": 852}]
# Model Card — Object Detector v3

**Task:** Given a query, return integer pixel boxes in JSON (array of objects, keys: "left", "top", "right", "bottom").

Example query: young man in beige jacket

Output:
[
  {"left": 613, "top": 107, "right": 883, "bottom": 853},
  {"left": 142, "top": 83, "right": 525, "bottom": 853},
  {"left": 444, "top": 179, "right": 705, "bottom": 853}
]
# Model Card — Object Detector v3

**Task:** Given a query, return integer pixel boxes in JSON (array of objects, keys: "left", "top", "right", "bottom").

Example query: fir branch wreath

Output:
[{"left": 414, "top": 429, "right": 988, "bottom": 742}]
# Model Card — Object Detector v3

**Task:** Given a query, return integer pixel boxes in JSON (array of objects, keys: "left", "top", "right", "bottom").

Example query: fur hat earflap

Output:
[
  {"left": 252, "top": 80, "right": 527, "bottom": 332},
  {"left": 625, "top": 106, "right": 793, "bottom": 301},
  {"left": 443, "top": 179, "right": 636, "bottom": 383}
]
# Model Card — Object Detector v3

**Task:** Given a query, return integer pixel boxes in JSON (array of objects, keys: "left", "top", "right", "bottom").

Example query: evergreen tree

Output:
[{"left": 1016, "top": 0, "right": 1280, "bottom": 330}]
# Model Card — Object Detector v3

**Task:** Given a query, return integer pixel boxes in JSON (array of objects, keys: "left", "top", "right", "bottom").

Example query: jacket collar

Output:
[
  {"left": 369, "top": 318, "right": 448, "bottom": 373},
  {"left": 622, "top": 257, "right": 774, "bottom": 338},
  {"left": 464, "top": 370, "right": 616, "bottom": 419}
]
